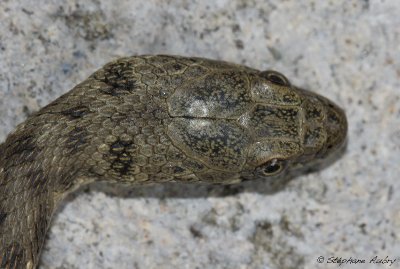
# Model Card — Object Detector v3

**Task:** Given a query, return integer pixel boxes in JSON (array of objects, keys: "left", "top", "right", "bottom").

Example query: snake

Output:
[{"left": 0, "top": 55, "right": 347, "bottom": 269}]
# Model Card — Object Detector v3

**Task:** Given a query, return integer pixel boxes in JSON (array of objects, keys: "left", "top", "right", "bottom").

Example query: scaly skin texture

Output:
[{"left": 0, "top": 55, "right": 347, "bottom": 268}]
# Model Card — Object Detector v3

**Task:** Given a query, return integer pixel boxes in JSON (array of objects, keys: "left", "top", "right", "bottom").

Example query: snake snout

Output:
[{"left": 323, "top": 100, "right": 348, "bottom": 154}]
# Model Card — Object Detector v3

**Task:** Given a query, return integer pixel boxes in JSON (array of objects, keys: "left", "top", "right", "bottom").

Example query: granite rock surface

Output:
[{"left": 0, "top": 1, "right": 399, "bottom": 268}]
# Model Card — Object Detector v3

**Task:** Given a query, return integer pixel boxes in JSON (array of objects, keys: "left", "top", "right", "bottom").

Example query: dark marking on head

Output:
[
  {"left": 306, "top": 106, "right": 322, "bottom": 119},
  {"left": 4, "top": 134, "right": 38, "bottom": 164},
  {"left": 173, "top": 166, "right": 185, "bottom": 174},
  {"left": 99, "top": 61, "right": 138, "bottom": 95},
  {"left": 5, "top": 134, "right": 35, "bottom": 156},
  {"left": 172, "top": 63, "right": 185, "bottom": 71},
  {"left": 109, "top": 140, "right": 135, "bottom": 176},
  {"left": 0, "top": 212, "right": 7, "bottom": 225},
  {"left": 327, "top": 109, "right": 340, "bottom": 124},
  {"left": 61, "top": 105, "right": 90, "bottom": 119},
  {"left": 65, "top": 127, "right": 88, "bottom": 154}
]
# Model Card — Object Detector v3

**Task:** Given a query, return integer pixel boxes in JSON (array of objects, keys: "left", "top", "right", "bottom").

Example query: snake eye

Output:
[
  {"left": 258, "top": 159, "right": 286, "bottom": 176},
  {"left": 260, "top": 70, "right": 290, "bottom": 86}
]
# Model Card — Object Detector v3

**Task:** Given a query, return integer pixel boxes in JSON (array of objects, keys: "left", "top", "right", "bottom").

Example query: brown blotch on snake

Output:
[{"left": 0, "top": 55, "right": 347, "bottom": 268}]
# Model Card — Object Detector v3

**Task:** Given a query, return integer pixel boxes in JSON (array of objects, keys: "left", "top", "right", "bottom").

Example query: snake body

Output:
[{"left": 0, "top": 55, "right": 347, "bottom": 268}]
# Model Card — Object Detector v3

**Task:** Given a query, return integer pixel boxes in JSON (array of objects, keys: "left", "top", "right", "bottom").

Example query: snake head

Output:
[{"left": 166, "top": 64, "right": 347, "bottom": 183}]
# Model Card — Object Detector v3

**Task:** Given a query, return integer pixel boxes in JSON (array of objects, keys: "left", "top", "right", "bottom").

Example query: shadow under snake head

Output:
[{"left": 0, "top": 55, "right": 347, "bottom": 268}]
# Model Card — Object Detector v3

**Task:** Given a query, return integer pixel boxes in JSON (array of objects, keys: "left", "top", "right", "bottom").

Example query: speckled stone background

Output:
[{"left": 0, "top": 1, "right": 399, "bottom": 269}]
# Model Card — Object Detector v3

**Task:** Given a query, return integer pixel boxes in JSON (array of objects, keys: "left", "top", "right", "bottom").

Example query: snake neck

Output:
[
  {"left": 0, "top": 122, "right": 87, "bottom": 269},
  {"left": 0, "top": 140, "right": 40, "bottom": 268}
]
